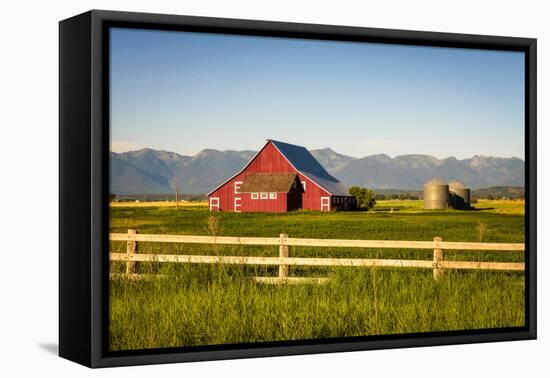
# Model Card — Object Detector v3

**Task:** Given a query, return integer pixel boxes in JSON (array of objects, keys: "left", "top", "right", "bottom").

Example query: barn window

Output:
[
  {"left": 269, "top": 192, "right": 277, "bottom": 199},
  {"left": 260, "top": 192, "right": 268, "bottom": 199},
  {"left": 251, "top": 193, "right": 259, "bottom": 200}
]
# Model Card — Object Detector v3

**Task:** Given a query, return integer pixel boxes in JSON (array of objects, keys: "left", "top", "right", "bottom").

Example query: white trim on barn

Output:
[
  {"left": 209, "top": 197, "right": 219, "bottom": 211},
  {"left": 234, "top": 181, "right": 243, "bottom": 194},
  {"left": 234, "top": 196, "right": 241, "bottom": 212}
]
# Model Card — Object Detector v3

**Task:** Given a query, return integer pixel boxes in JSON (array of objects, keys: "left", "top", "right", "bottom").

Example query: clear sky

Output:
[{"left": 110, "top": 27, "right": 525, "bottom": 160}]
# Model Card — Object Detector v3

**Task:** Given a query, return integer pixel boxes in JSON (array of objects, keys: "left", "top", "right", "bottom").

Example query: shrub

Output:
[{"left": 349, "top": 186, "right": 376, "bottom": 210}]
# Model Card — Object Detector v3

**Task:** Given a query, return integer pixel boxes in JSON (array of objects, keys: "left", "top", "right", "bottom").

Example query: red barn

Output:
[{"left": 207, "top": 140, "right": 357, "bottom": 212}]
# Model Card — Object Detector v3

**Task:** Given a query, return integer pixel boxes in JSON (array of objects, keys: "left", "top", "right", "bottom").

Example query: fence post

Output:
[
  {"left": 279, "top": 233, "right": 289, "bottom": 279},
  {"left": 433, "top": 236, "right": 444, "bottom": 280},
  {"left": 126, "top": 229, "right": 138, "bottom": 275}
]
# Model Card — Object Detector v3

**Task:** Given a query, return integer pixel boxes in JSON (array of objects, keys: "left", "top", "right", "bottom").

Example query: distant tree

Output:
[
  {"left": 349, "top": 186, "right": 376, "bottom": 210},
  {"left": 398, "top": 193, "right": 419, "bottom": 200},
  {"left": 375, "top": 193, "right": 386, "bottom": 200}
]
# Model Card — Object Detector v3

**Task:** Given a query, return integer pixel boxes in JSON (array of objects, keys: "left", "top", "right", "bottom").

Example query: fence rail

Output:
[
  {"left": 110, "top": 232, "right": 524, "bottom": 251},
  {"left": 110, "top": 230, "right": 525, "bottom": 282}
]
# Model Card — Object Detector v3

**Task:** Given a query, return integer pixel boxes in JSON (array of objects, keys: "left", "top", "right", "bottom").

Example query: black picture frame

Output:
[{"left": 59, "top": 9, "right": 537, "bottom": 368}]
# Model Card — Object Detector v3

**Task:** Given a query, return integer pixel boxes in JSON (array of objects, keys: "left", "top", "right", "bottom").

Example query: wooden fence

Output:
[{"left": 110, "top": 229, "right": 525, "bottom": 282}]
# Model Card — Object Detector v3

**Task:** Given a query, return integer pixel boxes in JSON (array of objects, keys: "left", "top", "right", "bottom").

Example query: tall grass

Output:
[
  {"left": 110, "top": 263, "right": 524, "bottom": 351},
  {"left": 109, "top": 200, "right": 525, "bottom": 351}
]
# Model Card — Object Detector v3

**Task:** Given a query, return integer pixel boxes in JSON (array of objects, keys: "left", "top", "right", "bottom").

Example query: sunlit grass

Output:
[{"left": 109, "top": 200, "right": 525, "bottom": 351}]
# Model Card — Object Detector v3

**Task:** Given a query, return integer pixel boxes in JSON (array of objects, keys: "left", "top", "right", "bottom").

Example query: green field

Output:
[{"left": 109, "top": 200, "right": 525, "bottom": 351}]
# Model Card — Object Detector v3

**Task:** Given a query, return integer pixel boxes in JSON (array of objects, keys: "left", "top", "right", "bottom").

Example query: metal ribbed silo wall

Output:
[
  {"left": 423, "top": 185, "right": 449, "bottom": 209},
  {"left": 449, "top": 188, "right": 470, "bottom": 209}
]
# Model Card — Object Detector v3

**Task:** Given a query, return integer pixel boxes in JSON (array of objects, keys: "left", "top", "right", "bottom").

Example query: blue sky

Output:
[{"left": 110, "top": 27, "right": 525, "bottom": 159}]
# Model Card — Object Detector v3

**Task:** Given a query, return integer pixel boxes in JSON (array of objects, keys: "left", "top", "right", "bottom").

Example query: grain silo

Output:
[
  {"left": 423, "top": 177, "right": 449, "bottom": 209},
  {"left": 449, "top": 180, "right": 471, "bottom": 209}
]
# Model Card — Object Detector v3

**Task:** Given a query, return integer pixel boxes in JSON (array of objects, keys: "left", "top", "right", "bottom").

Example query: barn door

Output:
[{"left": 320, "top": 196, "right": 330, "bottom": 211}]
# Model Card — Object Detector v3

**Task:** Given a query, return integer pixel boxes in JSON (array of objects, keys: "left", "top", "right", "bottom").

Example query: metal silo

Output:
[
  {"left": 449, "top": 180, "right": 471, "bottom": 209},
  {"left": 423, "top": 177, "right": 449, "bottom": 209}
]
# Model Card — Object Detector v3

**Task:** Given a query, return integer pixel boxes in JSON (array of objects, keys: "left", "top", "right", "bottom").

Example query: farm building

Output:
[
  {"left": 423, "top": 177, "right": 449, "bottom": 210},
  {"left": 207, "top": 140, "right": 356, "bottom": 212},
  {"left": 449, "top": 180, "right": 471, "bottom": 209}
]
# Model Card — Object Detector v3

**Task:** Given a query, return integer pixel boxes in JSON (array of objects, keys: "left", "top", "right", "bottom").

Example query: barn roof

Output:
[
  {"left": 240, "top": 173, "right": 298, "bottom": 193},
  {"left": 270, "top": 140, "right": 350, "bottom": 196},
  {"left": 207, "top": 139, "right": 351, "bottom": 196}
]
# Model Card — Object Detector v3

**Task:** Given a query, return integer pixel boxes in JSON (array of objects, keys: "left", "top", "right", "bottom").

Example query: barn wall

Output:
[
  {"left": 242, "top": 192, "right": 288, "bottom": 212},
  {"left": 245, "top": 143, "right": 295, "bottom": 173},
  {"left": 297, "top": 173, "right": 331, "bottom": 211},
  {"left": 208, "top": 172, "right": 245, "bottom": 212}
]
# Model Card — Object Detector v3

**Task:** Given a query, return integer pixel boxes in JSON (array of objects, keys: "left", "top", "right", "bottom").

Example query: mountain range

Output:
[{"left": 110, "top": 148, "right": 524, "bottom": 194}]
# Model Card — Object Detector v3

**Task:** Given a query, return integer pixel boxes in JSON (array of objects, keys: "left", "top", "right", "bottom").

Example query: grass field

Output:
[{"left": 109, "top": 199, "right": 525, "bottom": 351}]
